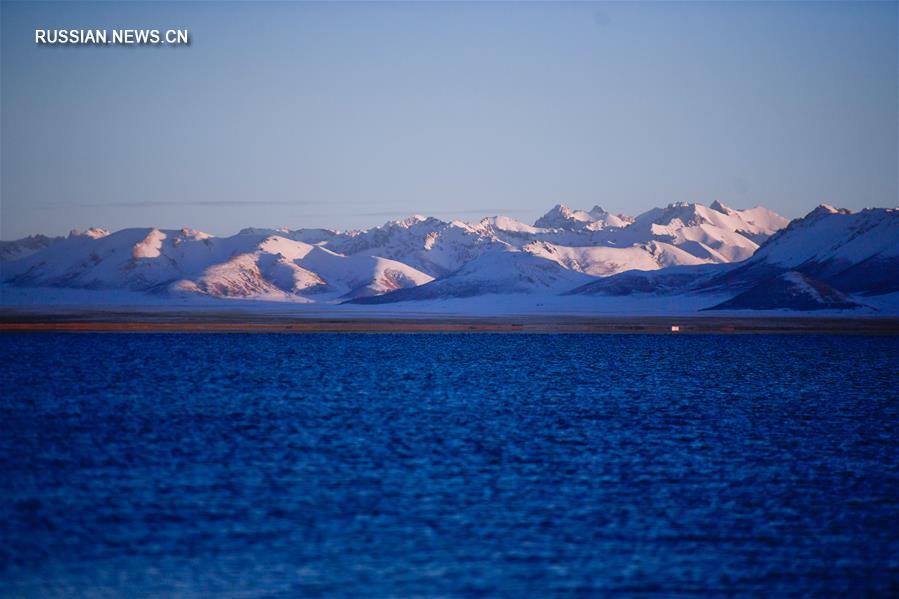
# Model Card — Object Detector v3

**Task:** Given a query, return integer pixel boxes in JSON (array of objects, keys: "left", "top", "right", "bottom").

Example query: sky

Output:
[{"left": 1, "top": 1, "right": 897, "bottom": 239}]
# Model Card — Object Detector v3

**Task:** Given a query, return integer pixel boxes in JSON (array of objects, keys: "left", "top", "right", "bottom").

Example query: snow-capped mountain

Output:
[
  {"left": 1, "top": 227, "right": 435, "bottom": 302},
  {"left": 17, "top": 201, "right": 893, "bottom": 313},
  {"left": 348, "top": 205, "right": 768, "bottom": 305},
  {"left": 534, "top": 204, "right": 633, "bottom": 230},
  {"left": 613, "top": 201, "right": 788, "bottom": 262},
  {"left": 571, "top": 205, "right": 898, "bottom": 311},
  {"left": 725, "top": 205, "right": 899, "bottom": 295},
  {"left": 1, "top": 201, "right": 787, "bottom": 305},
  {"left": 325, "top": 201, "right": 784, "bottom": 279}
]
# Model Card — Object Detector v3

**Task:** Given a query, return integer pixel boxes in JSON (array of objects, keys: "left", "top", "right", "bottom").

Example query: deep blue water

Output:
[{"left": 1, "top": 333, "right": 897, "bottom": 596}]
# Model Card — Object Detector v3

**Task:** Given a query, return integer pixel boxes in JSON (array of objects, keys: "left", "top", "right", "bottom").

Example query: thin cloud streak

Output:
[
  {"left": 35, "top": 202, "right": 532, "bottom": 220},
  {"left": 358, "top": 208, "right": 531, "bottom": 217},
  {"left": 37, "top": 200, "right": 319, "bottom": 209}
]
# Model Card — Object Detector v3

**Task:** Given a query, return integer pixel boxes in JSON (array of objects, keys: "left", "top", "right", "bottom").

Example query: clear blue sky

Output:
[{"left": 1, "top": 1, "right": 896, "bottom": 239}]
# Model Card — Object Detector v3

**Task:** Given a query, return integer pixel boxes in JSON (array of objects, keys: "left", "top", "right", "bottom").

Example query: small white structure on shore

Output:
[{"left": 670, "top": 325, "right": 680, "bottom": 332}]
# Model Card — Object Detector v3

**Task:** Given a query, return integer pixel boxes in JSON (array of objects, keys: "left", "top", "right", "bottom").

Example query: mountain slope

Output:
[
  {"left": 693, "top": 206, "right": 899, "bottom": 296},
  {"left": 523, "top": 240, "right": 707, "bottom": 276},
  {"left": 570, "top": 205, "right": 898, "bottom": 311},
  {"left": 736, "top": 206, "right": 899, "bottom": 294},
  {"left": 0, "top": 234, "right": 66, "bottom": 262},
  {"left": 296, "top": 246, "right": 434, "bottom": 299},
  {"left": 704, "top": 271, "right": 865, "bottom": 311},
  {"left": 351, "top": 249, "right": 595, "bottom": 304}
]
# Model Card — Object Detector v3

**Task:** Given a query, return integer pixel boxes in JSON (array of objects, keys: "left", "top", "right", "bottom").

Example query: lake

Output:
[{"left": 1, "top": 333, "right": 897, "bottom": 595}]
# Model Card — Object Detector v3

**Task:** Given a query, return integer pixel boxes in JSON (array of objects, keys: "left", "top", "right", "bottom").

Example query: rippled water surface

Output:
[{"left": 1, "top": 333, "right": 898, "bottom": 596}]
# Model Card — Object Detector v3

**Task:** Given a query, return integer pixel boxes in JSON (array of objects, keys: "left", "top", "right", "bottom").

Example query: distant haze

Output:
[{"left": 1, "top": 1, "right": 896, "bottom": 239}]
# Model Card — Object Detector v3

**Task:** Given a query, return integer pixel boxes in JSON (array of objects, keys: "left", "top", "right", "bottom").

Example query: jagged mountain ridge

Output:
[
  {"left": 1, "top": 201, "right": 786, "bottom": 303},
  {"left": 10, "top": 201, "right": 874, "bottom": 311},
  {"left": 0, "top": 228, "right": 113, "bottom": 262},
  {"left": 534, "top": 204, "right": 634, "bottom": 230}
]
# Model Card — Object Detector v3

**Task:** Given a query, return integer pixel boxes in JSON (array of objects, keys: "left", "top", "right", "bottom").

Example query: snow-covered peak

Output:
[
  {"left": 390, "top": 214, "right": 432, "bottom": 228},
  {"left": 476, "top": 215, "right": 540, "bottom": 235},
  {"left": 753, "top": 206, "right": 898, "bottom": 267},
  {"left": 735, "top": 206, "right": 790, "bottom": 233},
  {"left": 807, "top": 204, "right": 851, "bottom": 219},
  {"left": 588, "top": 205, "right": 606, "bottom": 217},
  {"left": 640, "top": 203, "right": 708, "bottom": 227},
  {"left": 634, "top": 202, "right": 787, "bottom": 244},
  {"left": 69, "top": 227, "right": 110, "bottom": 239},
  {"left": 534, "top": 204, "right": 632, "bottom": 230},
  {"left": 257, "top": 235, "right": 317, "bottom": 260},
  {"left": 176, "top": 228, "right": 212, "bottom": 241},
  {"left": 547, "top": 203, "right": 589, "bottom": 221},
  {"left": 709, "top": 200, "right": 733, "bottom": 215}
]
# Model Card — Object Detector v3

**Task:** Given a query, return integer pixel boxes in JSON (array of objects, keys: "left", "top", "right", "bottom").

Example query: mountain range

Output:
[{"left": 2, "top": 202, "right": 896, "bottom": 314}]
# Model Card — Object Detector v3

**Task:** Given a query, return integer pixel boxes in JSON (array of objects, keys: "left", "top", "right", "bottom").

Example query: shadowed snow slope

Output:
[
  {"left": 0, "top": 234, "right": 64, "bottom": 262},
  {"left": 734, "top": 206, "right": 899, "bottom": 294},
  {"left": 570, "top": 205, "right": 898, "bottom": 311},
  {"left": 705, "top": 271, "right": 864, "bottom": 311}
]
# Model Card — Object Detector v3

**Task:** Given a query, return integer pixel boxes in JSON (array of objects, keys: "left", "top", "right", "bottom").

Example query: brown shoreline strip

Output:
[{"left": 1, "top": 317, "right": 898, "bottom": 334}]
